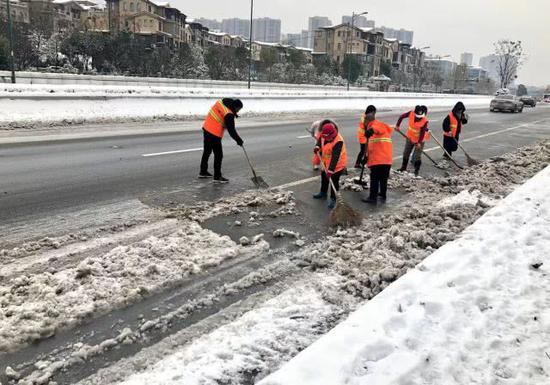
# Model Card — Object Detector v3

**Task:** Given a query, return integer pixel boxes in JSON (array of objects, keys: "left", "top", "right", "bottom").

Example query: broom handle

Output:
[
  {"left": 394, "top": 128, "right": 439, "bottom": 167},
  {"left": 453, "top": 137, "right": 472, "bottom": 158},
  {"left": 318, "top": 157, "right": 339, "bottom": 197},
  {"left": 431, "top": 134, "right": 464, "bottom": 169}
]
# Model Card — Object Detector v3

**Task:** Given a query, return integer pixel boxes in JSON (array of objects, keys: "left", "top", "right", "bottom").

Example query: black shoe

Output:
[
  {"left": 198, "top": 171, "right": 213, "bottom": 179},
  {"left": 213, "top": 176, "right": 229, "bottom": 183},
  {"left": 362, "top": 197, "right": 377, "bottom": 204},
  {"left": 379, "top": 195, "right": 387, "bottom": 203},
  {"left": 414, "top": 170, "right": 420, "bottom": 177},
  {"left": 313, "top": 192, "right": 328, "bottom": 200},
  {"left": 397, "top": 167, "right": 407, "bottom": 172}
]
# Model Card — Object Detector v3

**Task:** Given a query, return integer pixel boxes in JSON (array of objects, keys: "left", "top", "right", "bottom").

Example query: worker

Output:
[
  {"left": 442, "top": 101, "right": 468, "bottom": 158},
  {"left": 361, "top": 105, "right": 394, "bottom": 204},
  {"left": 310, "top": 119, "right": 339, "bottom": 170},
  {"left": 395, "top": 105, "right": 430, "bottom": 176},
  {"left": 313, "top": 122, "right": 348, "bottom": 209},
  {"left": 199, "top": 98, "right": 244, "bottom": 183},
  {"left": 354, "top": 110, "right": 368, "bottom": 169}
]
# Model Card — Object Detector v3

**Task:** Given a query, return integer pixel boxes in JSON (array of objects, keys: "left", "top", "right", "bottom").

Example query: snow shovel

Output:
[
  {"left": 394, "top": 128, "right": 442, "bottom": 169},
  {"left": 242, "top": 146, "right": 269, "bottom": 189},
  {"left": 430, "top": 135, "right": 464, "bottom": 170},
  {"left": 353, "top": 141, "right": 369, "bottom": 188},
  {"left": 319, "top": 161, "right": 362, "bottom": 228},
  {"left": 453, "top": 138, "right": 480, "bottom": 166}
]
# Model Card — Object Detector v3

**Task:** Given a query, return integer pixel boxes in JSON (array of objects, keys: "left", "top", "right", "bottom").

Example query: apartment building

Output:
[
  {"left": 252, "top": 17, "right": 281, "bottom": 43},
  {"left": 0, "top": 0, "right": 30, "bottom": 23}
]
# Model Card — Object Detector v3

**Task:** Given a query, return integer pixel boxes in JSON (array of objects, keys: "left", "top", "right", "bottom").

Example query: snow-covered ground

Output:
[
  {"left": 0, "top": 84, "right": 491, "bottom": 128},
  {"left": 42, "top": 141, "right": 546, "bottom": 385},
  {"left": 262, "top": 166, "right": 550, "bottom": 385}
]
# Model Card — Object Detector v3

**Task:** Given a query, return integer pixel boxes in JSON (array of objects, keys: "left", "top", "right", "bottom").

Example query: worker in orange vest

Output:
[
  {"left": 354, "top": 111, "right": 368, "bottom": 168},
  {"left": 395, "top": 105, "right": 430, "bottom": 176},
  {"left": 199, "top": 98, "right": 244, "bottom": 183},
  {"left": 310, "top": 119, "right": 339, "bottom": 170},
  {"left": 361, "top": 105, "right": 394, "bottom": 204},
  {"left": 442, "top": 101, "right": 468, "bottom": 158},
  {"left": 313, "top": 122, "right": 348, "bottom": 209}
]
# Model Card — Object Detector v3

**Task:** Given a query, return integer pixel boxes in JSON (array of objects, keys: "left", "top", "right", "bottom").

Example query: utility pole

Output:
[
  {"left": 6, "top": 0, "right": 16, "bottom": 83},
  {"left": 247, "top": 0, "right": 253, "bottom": 89}
]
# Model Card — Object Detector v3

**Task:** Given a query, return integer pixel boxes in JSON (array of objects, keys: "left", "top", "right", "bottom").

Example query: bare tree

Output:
[{"left": 494, "top": 40, "right": 524, "bottom": 89}]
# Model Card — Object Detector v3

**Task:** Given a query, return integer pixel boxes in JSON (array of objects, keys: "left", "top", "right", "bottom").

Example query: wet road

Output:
[{"left": 1, "top": 105, "right": 549, "bottom": 225}]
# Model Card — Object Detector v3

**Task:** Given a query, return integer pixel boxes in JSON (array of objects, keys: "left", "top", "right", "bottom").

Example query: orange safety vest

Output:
[
  {"left": 444, "top": 113, "right": 458, "bottom": 137},
  {"left": 357, "top": 114, "right": 367, "bottom": 144},
  {"left": 203, "top": 100, "right": 233, "bottom": 138},
  {"left": 367, "top": 120, "right": 393, "bottom": 167},
  {"left": 406, "top": 111, "right": 430, "bottom": 143},
  {"left": 321, "top": 133, "right": 348, "bottom": 172}
]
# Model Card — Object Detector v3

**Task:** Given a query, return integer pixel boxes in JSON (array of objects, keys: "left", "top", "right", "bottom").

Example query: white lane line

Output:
[
  {"left": 142, "top": 148, "right": 202, "bottom": 157},
  {"left": 297, "top": 135, "right": 312, "bottom": 139},
  {"left": 276, "top": 118, "right": 549, "bottom": 190}
]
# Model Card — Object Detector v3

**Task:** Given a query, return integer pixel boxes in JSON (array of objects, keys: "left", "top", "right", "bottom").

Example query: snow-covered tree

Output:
[{"left": 494, "top": 40, "right": 524, "bottom": 89}]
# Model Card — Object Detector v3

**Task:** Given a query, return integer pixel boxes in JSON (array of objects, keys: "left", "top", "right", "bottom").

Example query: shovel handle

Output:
[
  {"left": 242, "top": 146, "right": 259, "bottom": 180},
  {"left": 394, "top": 128, "right": 439, "bottom": 167},
  {"left": 431, "top": 135, "right": 464, "bottom": 170}
]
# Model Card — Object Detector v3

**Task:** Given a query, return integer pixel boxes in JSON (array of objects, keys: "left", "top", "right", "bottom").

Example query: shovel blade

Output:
[
  {"left": 466, "top": 156, "right": 480, "bottom": 166},
  {"left": 251, "top": 176, "right": 269, "bottom": 189}
]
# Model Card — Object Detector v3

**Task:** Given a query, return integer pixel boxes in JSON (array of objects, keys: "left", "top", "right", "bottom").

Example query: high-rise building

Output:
[
  {"left": 378, "top": 26, "right": 413, "bottom": 45},
  {"left": 283, "top": 33, "right": 303, "bottom": 46},
  {"left": 252, "top": 17, "right": 281, "bottom": 43},
  {"left": 195, "top": 18, "right": 221, "bottom": 31},
  {"left": 342, "top": 15, "right": 374, "bottom": 28},
  {"left": 221, "top": 18, "right": 250, "bottom": 38},
  {"left": 479, "top": 54, "right": 501, "bottom": 82},
  {"left": 460, "top": 52, "right": 473, "bottom": 66},
  {"left": 306, "top": 16, "right": 332, "bottom": 48}
]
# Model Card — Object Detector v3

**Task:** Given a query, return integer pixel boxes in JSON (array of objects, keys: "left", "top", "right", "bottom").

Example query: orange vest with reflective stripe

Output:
[
  {"left": 203, "top": 100, "right": 233, "bottom": 138},
  {"left": 321, "top": 133, "right": 347, "bottom": 172},
  {"left": 444, "top": 113, "right": 458, "bottom": 137},
  {"left": 357, "top": 114, "right": 367, "bottom": 144},
  {"left": 406, "top": 111, "right": 430, "bottom": 143},
  {"left": 367, "top": 120, "right": 393, "bottom": 167}
]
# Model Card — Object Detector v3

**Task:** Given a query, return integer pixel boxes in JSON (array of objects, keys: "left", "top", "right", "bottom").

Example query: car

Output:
[
  {"left": 490, "top": 95, "right": 524, "bottom": 113},
  {"left": 519, "top": 96, "right": 537, "bottom": 107},
  {"left": 543, "top": 94, "right": 550, "bottom": 104}
]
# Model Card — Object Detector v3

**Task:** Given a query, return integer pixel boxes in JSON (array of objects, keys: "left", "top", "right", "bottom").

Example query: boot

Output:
[
  {"left": 397, "top": 158, "right": 409, "bottom": 172},
  {"left": 313, "top": 192, "right": 327, "bottom": 200},
  {"left": 328, "top": 198, "right": 337, "bottom": 209}
]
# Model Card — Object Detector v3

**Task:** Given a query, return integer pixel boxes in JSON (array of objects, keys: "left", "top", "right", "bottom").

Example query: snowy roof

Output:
[
  {"left": 151, "top": 0, "right": 170, "bottom": 7},
  {"left": 209, "top": 31, "right": 230, "bottom": 37},
  {"left": 359, "top": 27, "right": 374, "bottom": 33},
  {"left": 384, "top": 38, "right": 398, "bottom": 42},
  {"left": 294, "top": 47, "right": 313, "bottom": 52}
]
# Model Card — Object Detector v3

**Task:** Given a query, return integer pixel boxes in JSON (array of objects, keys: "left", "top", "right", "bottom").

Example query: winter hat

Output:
[
  {"left": 365, "top": 105, "right": 377, "bottom": 115},
  {"left": 415, "top": 105, "right": 426, "bottom": 118},
  {"left": 321, "top": 123, "right": 338, "bottom": 141},
  {"left": 453, "top": 101, "right": 466, "bottom": 114}
]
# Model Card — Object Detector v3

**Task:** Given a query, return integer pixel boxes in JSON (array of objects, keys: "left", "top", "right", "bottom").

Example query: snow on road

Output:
[
  {"left": 67, "top": 141, "right": 550, "bottom": 385},
  {"left": 0, "top": 84, "right": 491, "bottom": 128},
  {"left": 262, "top": 167, "right": 550, "bottom": 385}
]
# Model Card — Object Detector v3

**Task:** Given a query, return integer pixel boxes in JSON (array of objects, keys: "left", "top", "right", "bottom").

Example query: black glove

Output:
[
  {"left": 236, "top": 138, "right": 244, "bottom": 147},
  {"left": 365, "top": 128, "right": 375, "bottom": 138}
]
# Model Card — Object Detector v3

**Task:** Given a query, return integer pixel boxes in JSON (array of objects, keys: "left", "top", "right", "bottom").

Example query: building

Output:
[
  {"left": 0, "top": 0, "right": 30, "bottom": 24},
  {"left": 425, "top": 58, "right": 457, "bottom": 79},
  {"left": 252, "top": 17, "right": 281, "bottom": 43},
  {"left": 208, "top": 31, "right": 232, "bottom": 46},
  {"left": 283, "top": 33, "right": 303, "bottom": 46},
  {"left": 468, "top": 66, "right": 488, "bottom": 82},
  {"left": 378, "top": 26, "right": 413, "bottom": 45},
  {"left": 221, "top": 18, "right": 249, "bottom": 38},
  {"left": 195, "top": 17, "right": 220, "bottom": 31},
  {"left": 342, "top": 15, "right": 374, "bottom": 28},
  {"left": 106, "top": 0, "right": 186, "bottom": 48},
  {"left": 186, "top": 20, "right": 209, "bottom": 47},
  {"left": 460, "top": 52, "right": 473, "bottom": 66},
  {"left": 479, "top": 54, "right": 500, "bottom": 82},
  {"left": 306, "top": 16, "right": 331, "bottom": 48}
]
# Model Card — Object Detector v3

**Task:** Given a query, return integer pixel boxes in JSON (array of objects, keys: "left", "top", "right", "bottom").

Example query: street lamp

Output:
[
  {"left": 247, "top": 0, "right": 254, "bottom": 89},
  {"left": 346, "top": 11, "right": 368, "bottom": 91},
  {"left": 6, "top": 0, "right": 16, "bottom": 83}
]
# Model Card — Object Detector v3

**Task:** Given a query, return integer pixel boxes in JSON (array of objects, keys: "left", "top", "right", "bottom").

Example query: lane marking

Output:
[
  {"left": 276, "top": 118, "right": 549, "bottom": 190},
  {"left": 297, "top": 135, "right": 312, "bottom": 139},
  {"left": 142, "top": 148, "right": 202, "bottom": 157}
]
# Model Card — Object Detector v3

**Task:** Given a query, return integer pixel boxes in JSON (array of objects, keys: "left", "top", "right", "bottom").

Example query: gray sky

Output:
[{"left": 172, "top": 0, "right": 549, "bottom": 86}]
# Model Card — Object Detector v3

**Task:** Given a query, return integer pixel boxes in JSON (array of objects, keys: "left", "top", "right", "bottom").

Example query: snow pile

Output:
[
  {"left": 437, "top": 188, "right": 495, "bottom": 208},
  {"left": 118, "top": 274, "right": 356, "bottom": 385},
  {"left": 0, "top": 220, "right": 268, "bottom": 352},
  {"left": 0, "top": 83, "right": 491, "bottom": 128},
  {"left": 262, "top": 166, "right": 550, "bottom": 385}
]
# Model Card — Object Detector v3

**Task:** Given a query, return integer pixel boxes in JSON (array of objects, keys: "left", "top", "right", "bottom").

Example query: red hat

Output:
[{"left": 321, "top": 123, "right": 337, "bottom": 141}]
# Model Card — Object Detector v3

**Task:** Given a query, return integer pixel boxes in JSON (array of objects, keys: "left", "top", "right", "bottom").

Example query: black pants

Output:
[
  {"left": 355, "top": 143, "right": 366, "bottom": 166},
  {"left": 200, "top": 130, "right": 223, "bottom": 178},
  {"left": 443, "top": 135, "right": 459, "bottom": 157},
  {"left": 369, "top": 165, "right": 391, "bottom": 199},
  {"left": 320, "top": 170, "right": 343, "bottom": 199}
]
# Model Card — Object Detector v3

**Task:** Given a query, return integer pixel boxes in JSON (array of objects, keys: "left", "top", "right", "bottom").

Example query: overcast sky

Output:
[{"left": 172, "top": 0, "right": 549, "bottom": 86}]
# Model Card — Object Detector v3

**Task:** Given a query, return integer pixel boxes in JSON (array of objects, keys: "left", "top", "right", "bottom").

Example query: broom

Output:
[
  {"left": 453, "top": 138, "right": 480, "bottom": 166},
  {"left": 319, "top": 160, "right": 363, "bottom": 228}
]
